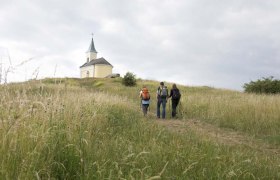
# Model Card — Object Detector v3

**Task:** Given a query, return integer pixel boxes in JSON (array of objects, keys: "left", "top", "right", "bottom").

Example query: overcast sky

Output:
[{"left": 1, "top": 0, "right": 280, "bottom": 90}]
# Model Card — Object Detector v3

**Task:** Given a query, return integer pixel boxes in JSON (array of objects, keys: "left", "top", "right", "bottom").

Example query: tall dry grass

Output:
[
  {"left": 179, "top": 88, "right": 280, "bottom": 139},
  {"left": 0, "top": 79, "right": 279, "bottom": 179},
  {"left": 71, "top": 78, "right": 280, "bottom": 138}
]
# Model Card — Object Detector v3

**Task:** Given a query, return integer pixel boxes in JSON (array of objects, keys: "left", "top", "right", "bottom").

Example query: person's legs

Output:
[
  {"left": 162, "top": 99, "right": 167, "bottom": 119},
  {"left": 171, "top": 100, "right": 176, "bottom": 118},
  {"left": 172, "top": 100, "right": 179, "bottom": 118},
  {"left": 142, "top": 104, "right": 146, "bottom": 115},
  {"left": 157, "top": 99, "right": 161, "bottom": 118},
  {"left": 142, "top": 104, "right": 149, "bottom": 116}
]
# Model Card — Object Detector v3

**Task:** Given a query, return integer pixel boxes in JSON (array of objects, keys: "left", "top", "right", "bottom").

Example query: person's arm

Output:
[
  {"left": 139, "top": 91, "right": 142, "bottom": 98},
  {"left": 169, "top": 89, "right": 173, "bottom": 98},
  {"left": 156, "top": 87, "right": 159, "bottom": 99}
]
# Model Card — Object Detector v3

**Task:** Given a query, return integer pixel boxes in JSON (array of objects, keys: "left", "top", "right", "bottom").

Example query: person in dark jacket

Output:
[{"left": 168, "top": 84, "right": 181, "bottom": 118}]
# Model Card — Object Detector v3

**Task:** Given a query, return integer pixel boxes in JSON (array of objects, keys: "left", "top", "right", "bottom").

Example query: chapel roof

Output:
[{"left": 80, "top": 57, "right": 113, "bottom": 68}]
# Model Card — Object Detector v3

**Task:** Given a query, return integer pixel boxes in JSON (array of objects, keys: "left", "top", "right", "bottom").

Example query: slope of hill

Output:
[{"left": 0, "top": 78, "right": 279, "bottom": 179}]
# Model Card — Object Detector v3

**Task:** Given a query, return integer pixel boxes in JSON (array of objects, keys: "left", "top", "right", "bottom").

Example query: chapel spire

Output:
[
  {"left": 87, "top": 37, "right": 98, "bottom": 53},
  {"left": 86, "top": 34, "right": 98, "bottom": 61}
]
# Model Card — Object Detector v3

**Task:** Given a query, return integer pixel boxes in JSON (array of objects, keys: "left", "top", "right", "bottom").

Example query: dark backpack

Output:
[{"left": 172, "top": 89, "right": 181, "bottom": 100}]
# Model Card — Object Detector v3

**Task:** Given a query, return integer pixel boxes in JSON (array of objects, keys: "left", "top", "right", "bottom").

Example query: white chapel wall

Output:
[
  {"left": 80, "top": 66, "right": 94, "bottom": 78},
  {"left": 94, "top": 65, "right": 113, "bottom": 78},
  {"left": 87, "top": 52, "right": 97, "bottom": 61}
]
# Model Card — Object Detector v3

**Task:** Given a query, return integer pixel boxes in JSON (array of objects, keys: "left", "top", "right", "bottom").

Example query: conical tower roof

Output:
[{"left": 87, "top": 38, "right": 97, "bottom": 53}]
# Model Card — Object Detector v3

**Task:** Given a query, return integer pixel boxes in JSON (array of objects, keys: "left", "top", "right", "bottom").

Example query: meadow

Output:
[{"left": 0, "top": 78, "right": 279, "bottom": 179}]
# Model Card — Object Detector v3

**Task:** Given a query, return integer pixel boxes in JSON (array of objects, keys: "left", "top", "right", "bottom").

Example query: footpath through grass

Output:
[
  {"left": 70, "top": 77, "right": 280, "bottom": 145},
  {"left": 0, "top": 78, "right": 279, "bottom": 179}
]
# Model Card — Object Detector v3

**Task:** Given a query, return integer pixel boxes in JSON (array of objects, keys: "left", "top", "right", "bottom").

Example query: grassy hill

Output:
[{"left": 0, "top": 78, "right": 279, "bottom": 179}]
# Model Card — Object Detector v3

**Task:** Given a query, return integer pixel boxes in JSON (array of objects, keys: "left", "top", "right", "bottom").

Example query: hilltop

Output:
[{"left": 0, "top": 78, "right": 280, "bottom": 179}]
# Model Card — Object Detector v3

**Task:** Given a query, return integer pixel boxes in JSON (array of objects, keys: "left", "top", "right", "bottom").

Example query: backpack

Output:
[
  {"left": 159, "top": 86, "right": 168, "bottom": 98},
  {"left": 172, "top": 89, "right": 181, "bottom": 100},
  {"left": 141, "top": 88, "right": 150, "bottom": 100}
]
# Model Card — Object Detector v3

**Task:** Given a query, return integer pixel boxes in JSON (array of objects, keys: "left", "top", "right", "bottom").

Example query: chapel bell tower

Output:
[{"left": 86, "top": 35, "right": 98, "bottom": 62}]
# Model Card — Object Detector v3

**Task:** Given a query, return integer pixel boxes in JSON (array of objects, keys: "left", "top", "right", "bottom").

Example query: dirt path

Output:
[{"left": 156, "top": 119, "right": 280, "bottom": 155}]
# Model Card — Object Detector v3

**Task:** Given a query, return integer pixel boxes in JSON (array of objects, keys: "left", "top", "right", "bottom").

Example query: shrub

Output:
[
  {"left": 122, "top": 72, "right": 137, "bottom": 86},
  {"left": 243, "top": 76, "right": 280, "bottom": 94}
]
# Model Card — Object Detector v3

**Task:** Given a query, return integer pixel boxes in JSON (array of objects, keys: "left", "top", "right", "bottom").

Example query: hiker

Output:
[
  {"left": 157, "top": 82, "right": 168, "bottom": 119},
  {"left": 139, "top": 86, "right": 150, "bottom": 116},
  {"left": 168, "top": 84, "right": 181, "bottom": 118}
]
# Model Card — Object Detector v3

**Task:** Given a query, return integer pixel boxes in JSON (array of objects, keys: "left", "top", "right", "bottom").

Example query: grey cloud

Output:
[{"left": 1, "top": 0, "right": 280, "bottom": 89}]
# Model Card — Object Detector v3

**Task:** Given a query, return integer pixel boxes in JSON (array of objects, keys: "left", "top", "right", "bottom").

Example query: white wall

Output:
[
  {"left": 86, "top": 52, "right": 97, "bottom": 61},
  {"left": 80, "top": 65, "right": 94, "bottom": 78},
  {"left": 94, "top": 65, "right": 113, "bottom": 78}
]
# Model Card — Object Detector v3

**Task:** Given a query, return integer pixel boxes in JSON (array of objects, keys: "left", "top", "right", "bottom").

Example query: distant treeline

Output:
[{"left": 243, "top": 76, "right": 280, "bottom": 94}]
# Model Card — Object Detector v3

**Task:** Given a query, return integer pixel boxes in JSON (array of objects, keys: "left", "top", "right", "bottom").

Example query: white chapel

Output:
[{"left": 80, "top": 37, "right": 113, "bottom": 78}]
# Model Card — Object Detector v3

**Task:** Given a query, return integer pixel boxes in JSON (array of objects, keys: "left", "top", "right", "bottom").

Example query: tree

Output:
[
  {"left": 243, "top": 76, "right": 280, "bottom": 94},
  {"left": 122, "top": 72, "right": 137, "bottom": 86}
]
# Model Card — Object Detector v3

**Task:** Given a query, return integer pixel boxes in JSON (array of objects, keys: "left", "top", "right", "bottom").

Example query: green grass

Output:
[
  {"left": 181, "top": 89, "right": 280, "bottom": 137},
  {"left": 0, "top": 78, "right": 280, "bottom": 179}
]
